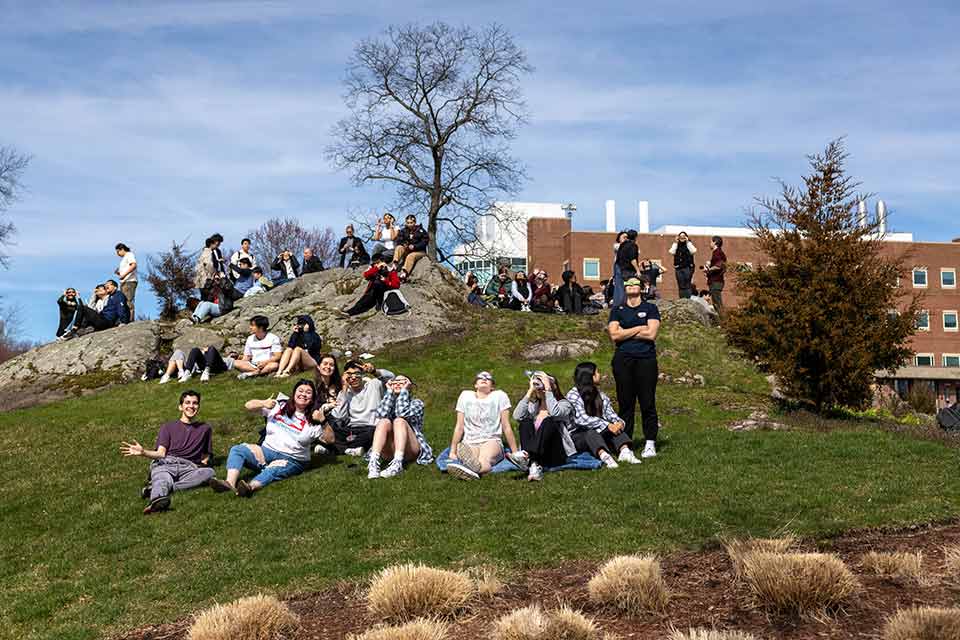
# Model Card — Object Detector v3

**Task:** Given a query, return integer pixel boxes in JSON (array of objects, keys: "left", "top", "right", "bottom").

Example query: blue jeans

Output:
[
  {"left": 612, "top": 263, "right": 626, "bottom": 307},
  {"left": 226, "top": 444, "right": 305, "bottom": 487},
  {"left": 193, "top": 301, "right": 222, "bottom": 322}
]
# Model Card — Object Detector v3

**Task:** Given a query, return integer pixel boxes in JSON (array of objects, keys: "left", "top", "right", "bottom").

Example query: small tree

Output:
[
  {"left": 726, "top": 140, "right": 921, "bottom": 412},
  {"left": 0, "top": 146, "right": 31, "bottom": 268},
  {"left": 0, "top": 305, "right": 34, "bottom": 362},
  {"left": 245, "top": 217, "right": 337, "bottom": 272},
  {"left": 146, "top": 241, "right": 198, "bottom": 320}
]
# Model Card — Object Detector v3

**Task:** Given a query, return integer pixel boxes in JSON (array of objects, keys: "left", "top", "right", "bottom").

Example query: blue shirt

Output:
[{"left": 609, "top": 301, "right": 660, "bottom": 358}]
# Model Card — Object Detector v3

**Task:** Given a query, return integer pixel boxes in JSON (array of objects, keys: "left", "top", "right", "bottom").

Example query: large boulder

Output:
[
  {"left": 656, "top": 298, "right": 718, "bottom": 327},
  {"left": 521, "top": 339, "right": 600, "bottom": 363},
  {"left": 0, "top": 260, "right": 469, "bottom": 409}
]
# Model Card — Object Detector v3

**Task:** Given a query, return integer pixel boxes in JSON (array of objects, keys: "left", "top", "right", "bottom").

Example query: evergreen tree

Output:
[{"left": 726, "top": 140, "right": 921, "bottom": 412}]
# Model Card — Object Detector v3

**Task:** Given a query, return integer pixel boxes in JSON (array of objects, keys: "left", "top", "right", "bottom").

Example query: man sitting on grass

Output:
[
  {"left": 120, "top": 390, "right": 223, "bottom": 514},
  {"left": 318, "top": 360, "right": 394, "bottom": 458},
  {"left": 235, "top": 315, "right": 283, "bottom": 380}
]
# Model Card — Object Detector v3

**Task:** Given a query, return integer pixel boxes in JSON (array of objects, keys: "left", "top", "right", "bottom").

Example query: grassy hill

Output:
[{"left": 1, "top": 310, "right": 958, "bottom": 640}]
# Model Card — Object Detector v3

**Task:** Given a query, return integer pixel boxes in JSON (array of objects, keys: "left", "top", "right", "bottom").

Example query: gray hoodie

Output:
[
  {"left": 331, "top": 368, "right": 395, "bottom": 428},
  {"left": 513, "top": 394, "right": 577, "bottom": 457}
]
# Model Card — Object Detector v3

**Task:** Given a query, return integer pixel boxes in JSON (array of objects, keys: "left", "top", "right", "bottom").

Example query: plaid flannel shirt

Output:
[{"left": 565, "top": 388, "right": 621, "bottom": 432}]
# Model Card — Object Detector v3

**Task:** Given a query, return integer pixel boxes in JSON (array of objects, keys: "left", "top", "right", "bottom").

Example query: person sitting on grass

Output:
[
  {"left": 447, "top": 371, "right": 521, "bottom": 481},
  {"left": 566, "top": 362, "right": 641, "bottom": 469},
  {"left": 120, "top": 390, "right": 220, "bottom": 514},
  {"left": 505, "top": 371, "right": 577, "bottom": 482},
  {"left": 210, "top": 379, "right": 326, "bottom": 497},
  {"left": 557, "top": 270, "right": 585, "bottom": 314},
  {"left": 275, "top": 315, "right": 322, "bottom": 379},
  {"left": 314, "top": 353, "right": 343, "bottom": 406},
  {"left": 367, "top": 374, "right": 434, "bottom": 479},
  {"left": 341, "top": 256, "right": 400, "bottom": 317},
  {"left": 235, "top": 315, "right": 283, "bottom": 380},
  {"left": 485, "top": 267, "right": 513, "bottom": 309},
  {"left": 318, "top": 360, "right": 395, "bottom": 458},
  {"left": 465, "top": 272, "right": 486, "bottom": 307}
]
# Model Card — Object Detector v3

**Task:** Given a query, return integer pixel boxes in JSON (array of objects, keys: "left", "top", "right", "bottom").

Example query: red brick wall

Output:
[{"left": 527, "top": 217, "right": 571, "bottom": 279}]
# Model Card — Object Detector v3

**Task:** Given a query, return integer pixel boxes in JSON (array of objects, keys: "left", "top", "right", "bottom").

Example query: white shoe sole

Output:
[{"left": 447, "top": 462, "right": 480, "bottom": 481}]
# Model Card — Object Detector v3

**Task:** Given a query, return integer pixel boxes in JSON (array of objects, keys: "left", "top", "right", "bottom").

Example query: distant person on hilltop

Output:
[
  {"left": 614, "top": 229, "right": 640, "bottom": 306},
  {"left": 702, "top": 235, "right": 727, "bottom": 316},
  {"left": 340, "top": 255, "right": 400, "bottom": 317},
  {"left": 640, "top": 259, "right": 664, "bottom": 299},
  {"left": 243, "top": 267, "right": 273, "bottom": 297},
  {"left": 102, "top": 280, "right": 131, "bottom": 326},
  {"left": 301, "top": 247, "right": 325, "bottom": 274},
  {"left": 371, "top": 212, "right": 399, "bottom": 260},
  {"left": 393, "top": 214, "right": 429, "bottom": 273},
  {"left": 229, "top": 257, "right": 255, "bottom": 296},
  {"left": 120, "top": 390, "right": 225, "bottom": 514},
  {"left": 338, "top": 224, "right": 370, "bottom": 268},
  {"left": 191, "top": 272, "right": 234, "bottom": 324},
  {"left": 194, "top": 234, "right": 226, "bottom": 290},
  {"left": 55, "top": 288, "right": 85, "bottom": 339},
  {"left": 271, "top": 249, "right": 300, "bottom": 286},
  {"left": 229, "top": 238, "right": 256, "bottom": 271},
  {"left": 114, "top": 243, "right": 138, "bottom": 320},
  {"left": 611, "top": 230, "right": 628, "bottom": 307},
  {"left": 509, "top": 271, "right": 532, "bottom": 311},
  {"left": 669, "top": 231, "right": 697, "bottom": 299}
]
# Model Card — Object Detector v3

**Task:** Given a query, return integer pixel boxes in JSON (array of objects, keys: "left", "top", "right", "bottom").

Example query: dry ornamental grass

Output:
[
  {"left": 667, "top": 629, "right": 760, "bottom": 640},
  {"left": 587, "top": 555, "right": 671, "bottom": 614},
  {"left": 861, "top": 551, "right": 925, "bottom": 581},
  {"left": 465, "top": 565, "right": 505, "bottom": 599},
  {"left": 348, "top": 619, "right": 449, "bottom": 640},
  {"left": 943, "top": 546, "right": 960, "bottom": 587},
  {"left": 187, "top": 594, "right": 299, "bottom": 640},
  {"left": 722, "top": 536, "right": 796, "bottom": 578},
  {"left": 492, "top": 604, "right": 600, "bottom": 640},
  {"left": 493, "top": 605, "right": 547, "bottom": 640},
  {"left": 740, "top": 552, "right": 859, "bottom": 614},
  {"left": 367, "top": 564, "right": 475, "bottom": 622},
  {"left": 882, "top": 606, "right": 960, "bottom": 640}
]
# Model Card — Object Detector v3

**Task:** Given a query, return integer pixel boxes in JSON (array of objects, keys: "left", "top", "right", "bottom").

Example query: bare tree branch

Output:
[{"left": 0, "top": 146, "right": 31, "bottom": 268}]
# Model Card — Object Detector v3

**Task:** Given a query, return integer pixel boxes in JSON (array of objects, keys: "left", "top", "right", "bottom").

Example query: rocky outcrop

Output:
[
  {"left": 0, "top": 260, "right": 469, "bottom": 409},
  {"left": 656, "top": 298, "right": 718, "bottom": 327},
  {"left": 521, "top": 339, "right": 601, "bottom": 363}
]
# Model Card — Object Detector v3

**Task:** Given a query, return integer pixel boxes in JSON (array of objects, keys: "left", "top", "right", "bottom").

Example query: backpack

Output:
[
  {"left": 142, "top": 358, "right": 165, "bottom": 380},
  {"left": 382, "top": 289, "right": 410, "bottom": 316},
  {"left": 937, "top": 404, "right": 960, "bottom": 431}
]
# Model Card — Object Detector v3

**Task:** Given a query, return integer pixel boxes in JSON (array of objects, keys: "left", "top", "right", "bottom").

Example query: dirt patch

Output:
[{"left": 117, "top": 521, "right": 960, "bottom": 640}]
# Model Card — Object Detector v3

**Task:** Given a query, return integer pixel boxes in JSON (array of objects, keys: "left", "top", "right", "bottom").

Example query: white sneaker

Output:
[
  {"left": 381, "top": 458, "right": 404, "bottom": 478},
  {"left": 527, "top": 462, "right": 544, "bottom": 482},
  {"left": 618, "top": 448, "right": 642, "bottom": 465},
  {"left": 447, "top": 462, "right": 480, "bottom": 481},
  {"left": 237, "top": 371, "right": 256, "bottom": 380},
  {"left": 599, "top": 451, "right": 619, "bottom": 469},
  {"left": 158, "top": 373, "right": 171, "bottom": 384},
  {"left": 179, "top": 370, "right": 192, "bottom": 383},
  {"left": 506, "top": 450, "right": 530, "bottom": 472},
  {"left": 344, "top": 446, "right": 365, "bottom": 457},
  {"left": 313, "top": 444, "right": 329, "bottom": 456},
  {"left": 199, "top": 368, "right": 210, "bottom": 383},
  {"left": 367, "top": 457, "right": 381, "bottom": 479},
  {"left": 642, "top": 441, "right": 657, "bottom": 459}
]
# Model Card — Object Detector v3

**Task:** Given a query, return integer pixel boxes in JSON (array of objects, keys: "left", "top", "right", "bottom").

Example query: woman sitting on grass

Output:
[
  {"left": 210, "top": 379, "right": 325, "bottom": 497},
  {"left": 506, "top": 371, "right": 577, "bottom": 482},
  {"left": 447, "top": 371, "right": 521, "bottom": 481},
  {"left": 366, "top": 374, "right": 434, "bottom": 479},
  {"left": 565, "top": 362, "right": 641, "bottom": 469},
  {"left": 314, "top": 353, "right": 343, "bottom": 406},
  {"left": 275, "top": 315, "right": 322, "bottom": 379}
]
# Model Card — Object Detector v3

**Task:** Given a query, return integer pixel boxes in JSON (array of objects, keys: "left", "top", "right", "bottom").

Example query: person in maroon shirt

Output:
[
  {"left": 702, "top": 235, "right": 727, "bottom": 316},
  {"left": 120, "top": 390, "right": 226, "bottom": 514}
]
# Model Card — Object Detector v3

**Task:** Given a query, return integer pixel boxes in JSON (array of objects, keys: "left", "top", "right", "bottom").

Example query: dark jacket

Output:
[
  {"left": 271, "top": 255, "right": 301, "bottom": 279},
  {"left": 338, "top": 236, "right": 370, "bottom": 267},
  {"left": 56, "top": 294, "right": 84, "bottom": 336},
  {"left": 396, "top": 225, "right": 429, "bottom": 253},
  {"left": 302, "top": 255, "right": 325, "bottom": 274},
  {"left": 200, "top": 278, "right": 235, "bottom": 313},
  {"left": 556, "top": 282, "right": 585, "bottom": 313},
  {"left": 101, "top": 291, "right": 131, "bottom": 325},
  {"left": 287, "top": 314, "right": 323, "bottom": 360},
  {"left": 673, "top": 241, "right": 695, "bottom": 269},
  {"left": 707, "top": 248, "right": 727, "bottom": 285}
]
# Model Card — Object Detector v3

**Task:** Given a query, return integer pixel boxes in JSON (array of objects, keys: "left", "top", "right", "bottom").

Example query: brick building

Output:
[{"left": 526, "top": 205, "right": 960, "bottom": 408}]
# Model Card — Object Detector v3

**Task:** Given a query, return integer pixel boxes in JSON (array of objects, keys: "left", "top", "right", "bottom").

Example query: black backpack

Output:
[
  {"left": 937, "top": 404, "right": 960, "bottom": 431},
  {"left": 142, "top": 358, "right": 165, "bottom": 380},
  {"left": 382, "top": 289, "right": 410, "bottom": 316}
]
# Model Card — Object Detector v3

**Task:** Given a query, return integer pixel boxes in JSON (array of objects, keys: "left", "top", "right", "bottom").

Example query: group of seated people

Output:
[
  {"left": 56, "top": 280, "right": 132, "bottom": 340},
  {"left": 465, "top": 266, "right": 605, "bottom": 315}
]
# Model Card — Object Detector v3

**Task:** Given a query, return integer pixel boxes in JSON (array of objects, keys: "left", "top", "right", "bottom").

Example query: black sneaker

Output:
[
  {"left": 143, "top": 496, "right": 170, "bottom": 514},
  {"left": 140, "top": 484, "right": 151, "bottom": 500},
  {"left": 208, "top": 478, "right": 232, "bottom": 493},
  {"left": 236, "top": 479, "right": 253, "bottom": 498}
]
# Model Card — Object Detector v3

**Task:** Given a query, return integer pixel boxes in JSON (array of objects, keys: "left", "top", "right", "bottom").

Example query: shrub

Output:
[
  {"left": 587, "top": 555, "right": 670, "bottom": 614},
  {"left": 542, "top": 606, "right": 600, "bottom": 640},
  {"left": 906, "top": 384, "right": 937, "bottom": 415},
  {"left": 146, "top": 240, "right": 198, "bottom": 320},
  {"left": 348, "top": 619, "right": 448, "bottom": 640},
  {"left": 492, "top": 605, "right": 600, "bottom": 640},
  {"left": 367, "top": 564, "right": 474, "bottom": 622},
  {"left": 667, "top": 629, "right": 760, "bottom": 640},
  {"left": 882, "top": 607, "right": 960, "bottom": 640},
  {"left": 188, "top": 594, "right": 299, "bottom": 640},
  {"left": 740, "top": 552, "right": 859, "bottom": 614},
  {"left": 493, "top": 605, "right": 547, "bottom": 640},
  {"left": 722, "top": 536, "right": 796, "bottom": 578},
  {"left": 861, "top": 551, "right": 924, "bottom": 581},
  {"left": 943, "top": 546, "right": 960, "bottom": 587}
]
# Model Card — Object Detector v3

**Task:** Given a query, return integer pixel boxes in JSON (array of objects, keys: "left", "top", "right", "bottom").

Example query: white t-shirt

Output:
[
  {"left": 381, "top": 226, "right": 397, "bottom": 251},
  {"left": 119, "top": 252, "right": 137, "bottom": 283},
  {"left": 282, "top": 259, "right": 296, "bottom": 280},
  {"left": 244, "top": 332, "right": 282, "bottom": 365},
  {"left": 260, "top": 404, "right": 324, "bottom": 462},
  {"left": 456, "top": 389, "right": 511, "bottom": 444},
  {"left": 230, "top": 250, "right": 256, "bottom": 268}
]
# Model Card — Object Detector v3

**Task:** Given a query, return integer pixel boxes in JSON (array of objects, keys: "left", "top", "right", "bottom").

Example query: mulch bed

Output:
[{"left": 119, "top": 520, "right": 960, "bottom": 639}]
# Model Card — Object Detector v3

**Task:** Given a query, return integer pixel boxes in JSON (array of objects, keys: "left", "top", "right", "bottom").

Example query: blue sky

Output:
[{"left": 1, "top": 0, "right": 958, "bottom": 341}]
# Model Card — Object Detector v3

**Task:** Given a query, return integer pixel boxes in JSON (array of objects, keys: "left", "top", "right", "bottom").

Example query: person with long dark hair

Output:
[
  {"left": 275, "top": 315, "right": 323, "bottom": 378},
  {"left": 211, "top": 379, "right": 325, "bottom": 497},
  {"left": 565, "top": 361, "right": 641, "bottom": 468},
  {"left": 669, "top": 231, "right": 697, "bottom": 299},
  {"left": 366, "top": 374, "right": 434, "bottom": 478},
  {"left": 509, "top": 271, "right": 532, "bottom": 311},
  {"left": 506, "top": 371, "right": 577, "bottom": 482},
  {"left": 313, "top": 354, "right": 343, "bottom": 406},
  {"left": 611, "top": 230, "right": 628, "bottom": 307},
  {"left": 194, "top": 234, "right": 225, "bottom": 290},
  {"left": 608, "top": 276, "right": 661, "bottom": 458}
]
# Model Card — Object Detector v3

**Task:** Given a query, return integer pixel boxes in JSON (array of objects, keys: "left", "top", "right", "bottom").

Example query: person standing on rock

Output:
[
  {"left": 614, "top": 230, "right": 641, "bottom": 306},
  {"left": 607, "top": 276, "right": 660, "bottom": 458},
  {"left": 120, "top": 390, "right": 223, "bottom": 514},
  {"left": 195, "top": 234, "right": 226, "bottom": 291},
  {"left": 392, "top": 214, "right": 429, "bottom": 273},
  {"left": 702, "top": 235, "right": 727, "bottom": 317},
  {"left": 669, "top": 231, "right": 697, "bottom": 299},
  {"left": 114, "top": 243, "right": 137, "bottom": 321},
  {"left": 229, "top": 238, "right": 256, "bottom": 271}
]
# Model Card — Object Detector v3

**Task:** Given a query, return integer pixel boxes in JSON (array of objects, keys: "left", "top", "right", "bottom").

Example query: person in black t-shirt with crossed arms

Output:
[{"left": 607, "top": 275, "right": 661, "bottom": 459}]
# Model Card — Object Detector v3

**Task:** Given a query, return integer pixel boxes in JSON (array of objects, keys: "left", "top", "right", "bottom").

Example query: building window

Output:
[
  {"left": 945, "top": 311, "right": 959, "bottom": 332},
  {"left": 942, "top": 268, "right": 957, "bottom": 289},
  {"left": 583, "top": 258, "right": 600, "bottom": 280},
  {"left": 916, "top": 310, "right": 930, "bottom": 331},
  {"left": 913, "top": 267, "right": 928, "bottom": 288},
  {"left": 915, "top": 354, "right": 934, "bottom": 367},
  {"left": 943, "top": 354, "right": 960, "bottom": 368}
]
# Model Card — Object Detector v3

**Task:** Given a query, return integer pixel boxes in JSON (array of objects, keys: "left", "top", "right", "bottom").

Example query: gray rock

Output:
[
  {"left": 656, "top": 298, "right": 718, "bottom": 327},
  {"left": 521, "top": 339, "right": 601, "bottom": 363}
]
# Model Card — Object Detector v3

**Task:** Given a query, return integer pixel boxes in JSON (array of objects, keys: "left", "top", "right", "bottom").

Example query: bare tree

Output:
[
  {"left": 327, "top": 22, "right": 532, "bottom": 262},
  {"left": 146, "top": 241, "right": 198, "bottom": 320},
  {"left": 0, "top": 305, "right": 35, "bottom": 362},
  {"left": 245, "top": 218, "right": 337, "bottom": 273},
  {"left": 0, "top": 146, "right": 31, "bottom": 268}
]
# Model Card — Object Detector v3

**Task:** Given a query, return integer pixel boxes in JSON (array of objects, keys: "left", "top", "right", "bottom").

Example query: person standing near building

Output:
[
  {"left": 115, "top": 243, "right": 137, "bottom": 321},
  {"left": 669, "top": 231, "right": 697, "bottom": 299},
  {"left": 611, "top": 231, "right": 627, "bottom": 307},
  {"left": 614, "top": 230, "right": 640, "bottom": 305},
  {"left": 607, "top": 276, "right": 660, "bottom": 458},
  {"left": 703, "top": 235, "right": 727, "bottom": 316}
]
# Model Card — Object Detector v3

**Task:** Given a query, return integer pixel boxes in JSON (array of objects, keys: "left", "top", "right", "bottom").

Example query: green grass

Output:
[{"left": 1, "top": 311, "right": 957, "bottom": 640}]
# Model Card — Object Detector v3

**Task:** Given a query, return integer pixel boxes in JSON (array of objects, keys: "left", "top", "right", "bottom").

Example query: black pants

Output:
[
  {"left": 675, "top": 266, "right": 693, "bottom": 298},
  {"left": 612, "top": 352, "right": 659, "bottom": 441},
  {"left": 185, "top": 347, "right": 229, "bottom": 374},
  {"left": 329, "top": 421, "right": 375, "bottom": 454},
  {"left": 560, "top": 289, "right": 583, "bottom": 314},
  {"left": 571, "top": 428, "right": 632, "bottom": 456},
  {"left": 78, "top": 306, "right": 112, "bottom": 331},
  {"left": 518, "top": 417, "right": 569, "bottom": 467},
  {"left": 57, "top": 304, "right": 81, "bottom": 336},
  {"left": 347, "top": 281, "right": 387, "bottom": 316}
]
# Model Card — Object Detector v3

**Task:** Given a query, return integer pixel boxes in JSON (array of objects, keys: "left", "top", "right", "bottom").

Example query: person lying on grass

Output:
[
  {"left": 505, "top": 371, "right": 577, "bottom": 482},
  {"left": 367, "top": 374, "right": 434, "bottom": 479},
  {"left": 447, "top": 371, "right": 522, "bottom": 481},
  {"left": 120, "top": 390, "right": 220, "bottom": 514},
  {"left": 210, "top": 379, "right": 326, "bottom": 497},
  {"left": 566, "top": 362, "right": 642, "bottom": 468},
  {"left": 234, "top": 315, "right": 283, "bottom": 380},
  {"left": 315, "top": 360, "right": 395, "bottom": 458}
]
